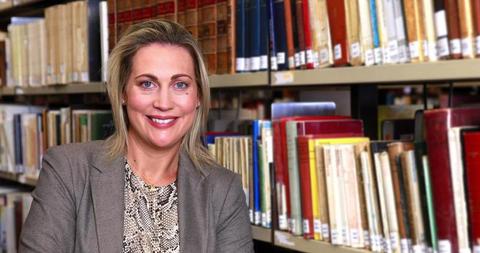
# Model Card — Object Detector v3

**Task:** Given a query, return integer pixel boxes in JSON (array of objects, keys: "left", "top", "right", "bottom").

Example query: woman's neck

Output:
[{"left": 125, "top": 135, "right": 180, "bottom": 187}]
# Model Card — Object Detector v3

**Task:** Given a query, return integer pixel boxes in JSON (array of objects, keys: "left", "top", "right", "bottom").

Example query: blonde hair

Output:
[{"left": 105, "top": 20, "right": 215, "bottom": 169}]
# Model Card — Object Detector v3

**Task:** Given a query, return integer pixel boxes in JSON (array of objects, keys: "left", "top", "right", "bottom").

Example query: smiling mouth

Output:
[{"left": 147, "top": 116, "right": 178, "bottom": 128}]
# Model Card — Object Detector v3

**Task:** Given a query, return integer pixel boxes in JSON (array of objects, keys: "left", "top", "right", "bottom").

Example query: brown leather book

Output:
[
  {"left": 107, "top": 0, "right": 117, "bottom": 51},
  {"left": 199, "top": 0, "right": 217, "bottom": 74},
  {"left": 458, "top": 0, "right": 475, "bottom": 58},
  {"left": 326, "top": 0, "right": 348, "bottom": 66},
  {"left": 216, "top": 0, "right": 228, "bottom": 74},
  {"left": 445, "top": 0, "right": 462, "bottom": 59},
  {"left": 387, "top": 141, "right": 414, "bottom": 253},
  {"left": 474, "top": 0, "right": 480, "bottom": 56},
  {"left": 404, "top": 0, "right": 424, "bottom": 62},
  {"left": 186, "top": 0, "right": 199, "bottom": 39},
  {"left": 284, "top": 0, "right": 296, "bottom": 69}
]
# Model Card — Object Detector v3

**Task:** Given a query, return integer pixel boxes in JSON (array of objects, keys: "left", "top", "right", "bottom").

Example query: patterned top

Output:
[{"left": 123, "top": 161, "right": 179, "bottom": 253}]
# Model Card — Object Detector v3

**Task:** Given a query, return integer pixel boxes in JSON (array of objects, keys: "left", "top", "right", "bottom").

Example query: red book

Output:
[
  {"left": 424, "top": 107, "right": 480, "bottom": 252},
  {"left": 444, "top": 0, "right": 462, "bottom": 59},
  {"left": 462, "top": 131, "right": 480, "bottom": 248},
  {"left": 297, "top": 119, "right": 364, "bottom": 137},
  {"left": 326, "top": 0, "right": 348, "bottom": 66},
  {"left": 301, "top": 0, "right": 314, "bottom": 69},
  {"left": 297, "top": 135, "right": 315, "bottom": 239}
]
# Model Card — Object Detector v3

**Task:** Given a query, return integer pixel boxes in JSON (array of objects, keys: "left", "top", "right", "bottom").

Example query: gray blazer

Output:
[{"left": 19, "top": 141, "right": 254, "bottom": 253}]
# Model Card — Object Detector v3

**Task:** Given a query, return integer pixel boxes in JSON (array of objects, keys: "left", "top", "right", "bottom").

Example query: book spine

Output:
[
  {"left": 301, "top": 0, "right": 314, "bottom": 69},
  {"left": 444, "top": 0, "right": 462, "bottom": 58},
  {"left": 434, "top": 0, "right": 451, "bottom": 58},
  {"left": 308, "top": 139, "right": 321, "bottom": 240},
  {"left": 369, "top": 0, "right": 383, "bottom": 64},
  {"left": 248, "top": 0, "right": 261, "bottom": 71},
  {"left": 216, "top": 0, "right": 229, "bottom": 74},
  {"left": 404, "top": 0, "right": 423, "bottom": 62},
  {"left": 358, "top": 0, "right": 374, "bottom": 66},
  {"left": 463, "top": 132, "right": 480, "bottom": 250},
  {"left": 318, "top": 0, "right": 333, "bottom": 67},
  {"left": 259, "top": 0, "right": 268, "bottom": 71},
  {"left": 268, "top": 0, "right": 279, "bottom": 70},
  {"left": 326, "top": 0, "right": 348, "bottom": 66},
  {"left": 273, "top": 122, "right": 288, "bottom": 230},
  {"left": 284, "top": 0, "right": 296, "bottom": 68},
  {"left": 252, "top": 120, "right": 262, "bottom": 225},
  {"left": 235, "top": 0, "right": 246, "bottom": 72},
  {"left": 423, "top": 0, "right": 438, "bottom": 61},
  {"left": 345, "top": 0, "right": 362, "bottom": 66},
  {"left": 314, "top": 142, "right": 330, "bottom": 241},
  {"left": 474, "top": 0, "right": 480, "bottom": 56},
  {"left": 295, "top": 0, "right": 306, "bottom": 68},
  {"left": 297, "top": 137, "right": 314, "bottom": 239},
  {"left": 273, "top": 0, "right": 288, "bottom": 70},
  {"left": 286, "top": 121, "right": 302, "bottom": 235},
  {"left": 458, "top": 0, "right": 476, "bottom": 58},
  {"left": 393, "top": 0, "right": 409, "bottom": 63},
  {"left": 199, "top": 0, "right": 218, "bottom": 74}
]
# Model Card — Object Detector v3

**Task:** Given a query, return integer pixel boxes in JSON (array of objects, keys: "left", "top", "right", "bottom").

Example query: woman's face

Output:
[{"left": 124, "top": 43, "right": 199, "bottom": 151}]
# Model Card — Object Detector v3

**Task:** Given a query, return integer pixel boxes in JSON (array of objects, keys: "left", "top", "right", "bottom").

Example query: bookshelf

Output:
[
  {"left": 0, "top": 0, "right": 69, "bottom": 28},
  {"left": 0, "top": 171, "right": 37, "bottom": 186},
  {"left": 271, "top": 59, "right": 480, "bottom": 86},
  {"left": 2, "top": 60, "right": 480, "bottom": 96}
]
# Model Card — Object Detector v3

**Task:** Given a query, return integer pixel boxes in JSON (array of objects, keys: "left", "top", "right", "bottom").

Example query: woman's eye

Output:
[
  {"left": 174, "top": 82, "right": 188, "bottom": 90},
  {"left": 140, "top": 81, "right": 155, "bottom": 89}
]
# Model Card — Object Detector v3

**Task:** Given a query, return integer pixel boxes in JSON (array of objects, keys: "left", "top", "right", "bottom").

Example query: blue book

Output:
[
  {"left": 235, "top": 0, "right": 247, "bottom": 72},
  {"left": 273, "top": 0, "right": 288, "bottom": 70},
  {"left": 247, "top": 0, "right": 262, "bottom": 71},
  {"left": 252, "top": 120, "right": 262, "bottom": 225},
  {"left": 369, "top": 0, "right": 383, "bottom": 64}
]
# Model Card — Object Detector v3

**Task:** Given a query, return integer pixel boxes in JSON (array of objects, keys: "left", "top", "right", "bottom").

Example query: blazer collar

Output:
[{"left": 90, "top": 144, "right": 211, "bottom": 253}]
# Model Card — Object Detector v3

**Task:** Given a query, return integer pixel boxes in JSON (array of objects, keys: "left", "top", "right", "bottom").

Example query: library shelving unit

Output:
[
  {"left": 2, "top": 61, "right": 480, "bottom": 252},
  {"left": 2, "top": 3, "right": 480, "bottom": 253}
]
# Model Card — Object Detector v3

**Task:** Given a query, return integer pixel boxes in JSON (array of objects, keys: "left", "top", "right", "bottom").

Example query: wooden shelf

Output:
[
  {"left": 0, "top": 0, "right": 69, "bottom": 28},
  {"left": 251, "top": 226, "right": 370, "bottom": 253},
  {"left": 271, "top": 59, "right": 480, "bottom": 86},
  {"left": 209, "top": 72, "right": 269, "bottom": 88},
  {"left": 0, "top": 171, "right": 37, "bottom": 186},
  {"left": 273, "top": 230, "right": 370, "bottom": 253},
  {"left": 0, "top": 82, "right": 106, "bottom": 95},
  {"left": 251, "top": 225, "right": 272, "bottom": 243},
  {"left": 2, "top": 60, "right": 480, "bottom": 95}
]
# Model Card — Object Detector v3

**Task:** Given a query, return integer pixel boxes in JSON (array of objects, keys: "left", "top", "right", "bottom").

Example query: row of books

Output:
[
  {"left": 0, "top": 104, "right": 113, "bottom": 179},
  {"left": 0, "top": 0, "right": 103, "bottom": 88},
  {"left": 0, "top": 0, "right": 36, "bottom": 11},
  {"left": 208, "top": 103, "right": 480, "bottom": 253},
  {"left": 0, "top": 188, "right": 32, "bottom": 253},
  {"left": 240, "top": 0, "right": 480, "bottom": 72},
  {"left": 107, "top": 0, "right": 236, "bottom": 75}
]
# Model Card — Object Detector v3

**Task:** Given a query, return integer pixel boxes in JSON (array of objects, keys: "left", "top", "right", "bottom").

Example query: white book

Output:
[
  {"left": 380, "top": 151, "right": 401, "bottom": 252},
  {"left": 374, "top": 152, "right": 392, "bottom": 252},
  {"left": 448, "top": 126, "right": 478, "bottom": 253},
  {"left": 99, "top": 1, "right": 109, "bottom": 82}
]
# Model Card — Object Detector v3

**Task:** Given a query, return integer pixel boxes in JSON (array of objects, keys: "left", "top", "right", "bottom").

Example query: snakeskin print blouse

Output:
[{"left": 123, "top": 161, "right": 179, "bottom": 253}]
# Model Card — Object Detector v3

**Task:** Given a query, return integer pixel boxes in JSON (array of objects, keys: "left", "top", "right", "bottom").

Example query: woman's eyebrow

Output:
[{"left": 134, "top": 73, "right": 193, "bottom": 81}]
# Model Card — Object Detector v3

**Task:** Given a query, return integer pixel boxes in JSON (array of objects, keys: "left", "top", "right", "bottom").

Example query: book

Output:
[
  {"left": 424, "top": 107, "right": 480, "bottom": 252},
  {"left": 458, "top": 0, "right": 476, "bottom": 58},
  {"left": 434, "top": 0, "right": 450, "bottom": 58},
  {"left": 326, "top": 0, "right": 348, "bottom": 66},
  {"left": 462, "top": 131, "right": 480, "bottom": 250},
  {"left": 445, "top": 0, "right": 462, "bottom": 59},
  {"left": 474, "top": 0, "right": 480, "bottom": 56}
]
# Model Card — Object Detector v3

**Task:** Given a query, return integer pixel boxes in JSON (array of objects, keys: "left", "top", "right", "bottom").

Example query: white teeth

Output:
[{"left": 151, "top": 118, "right": 174, "bottom": 124}]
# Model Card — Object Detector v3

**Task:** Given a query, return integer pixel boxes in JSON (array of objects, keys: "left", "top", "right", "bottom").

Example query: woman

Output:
[{"left": 19, "top": 20, "right": 253, "bottom": 253}]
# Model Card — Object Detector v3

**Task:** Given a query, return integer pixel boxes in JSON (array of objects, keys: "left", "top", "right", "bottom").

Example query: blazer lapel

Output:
[
  {"left": 178, "top": 152, "right": 211, "bottom": 253},
  {"left": 90, "top": 152, "right": 125, "bottom": 253}
]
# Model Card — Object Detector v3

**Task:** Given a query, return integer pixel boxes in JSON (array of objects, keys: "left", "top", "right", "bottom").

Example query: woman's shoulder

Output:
[{"left": 45, "top": 140, "right": 107, "bottom": 161}]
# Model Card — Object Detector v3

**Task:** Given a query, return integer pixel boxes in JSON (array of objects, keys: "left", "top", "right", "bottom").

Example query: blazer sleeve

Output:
[
  {"left": 19, "top": 147, "right": 76, "bottom": 253},
  {"left": 215, "top": 174, "right": 254, "bottom": 253}
]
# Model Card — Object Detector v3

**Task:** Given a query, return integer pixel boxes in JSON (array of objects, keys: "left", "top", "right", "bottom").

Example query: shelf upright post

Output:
[
  {"left": 351, "top": 85, "right": 378, "bottom": 140},
  {"left": 423, "top": 83, "right": 428, "bottom": 110},
  {"left": 448, "top": 82, "right": 454, "bottom": 107}
]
